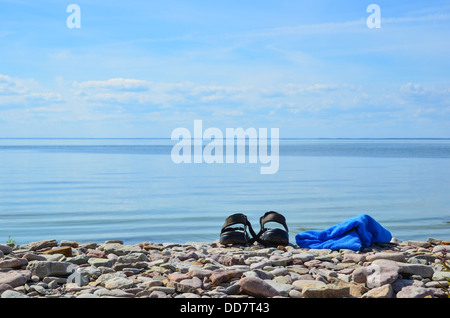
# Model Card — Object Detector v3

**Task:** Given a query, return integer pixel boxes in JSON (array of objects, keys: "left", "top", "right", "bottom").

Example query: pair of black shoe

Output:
[{"left": 219, "top": 211, "right": 289, "bottom": 247}]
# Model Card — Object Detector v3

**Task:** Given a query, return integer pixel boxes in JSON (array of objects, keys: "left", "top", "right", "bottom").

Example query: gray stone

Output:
[
  {"left": 29, "top": 284, "right": 49, "bottom": 295},
  {"left": 0, "top": 283, "right": 13, "bottom": 294},
  {"left": 175, "top": 277, "right": 203, "bottom": 293},
  {"left": 104, "top": 277, "right": 134, "bottom": 290},
  {"left": 426, "top": 280, "right": 448, "bottom": 288},
  {"left": 360, "top": 260, "right": 401, "bottom": 288},
  {"left": 179, "top": 276, "right": 202, "bottom": 289},
  {"left": 304, "top": 260, "right": 323, "bottom": 268},
  {"left": 288, "top": 289, "right": 303, "bottom": 298},
  {"left": 112, "top": 262, "right": 147, "bottom": 271},
  {"left": 1, "top": 290, "right": 30, "bottom": 298},
  {"left": 288, "top": 265, "right": 310, "bottom": 275},
  {"left": 78, "top": 266, "right": 101, "bottom": 280},
  {"left": 117, "top": 253, "right": 148, "bottom": 263},
  {"left": 265, "top": 280, "right": 294, "bottom": 297},
  {"left": 147, "top": 286, "right": 176, "bottom": 294},
  {"left": 105, "top": 240, "right": 124, "bottom": 244},
  {"left": 391, "top": 279, "right": 416, "bottom": 293},
  {"left": 271, "top": 268, "right": 290, "bottom": 277},
  {"left": 47, "top": 280, "right": 59, "bottom": 289},
  {"left": 0, "top": 244, "right": 13, "bottom": 255},
  {"left": 77, "top": 293, "right": 101, "bottom": 298},
  {"left": 249, "top": 260, "right": 272, "bottom": 270},
  {"left": 65, "top": 255, "right": 89, "bottom": 265},
  {"left": 242, "top": 270, "right": 259, "bottom": 279},
  {"left": 292, "top": 253, "right": 315, "bottom": 262},
  {"left": 188, "top": 266, "right": 212, "bottom": 279},
  {"left": 28, "top": 240, "right": 58, "bottom": 251},
  {"left": 42, "top": 254, "right": 65, "bottom": 262},
  {"left": 269, "top": 255, "right": 290, "bottom": 267},
  {"left": 148, "top": 290, "right": 168, "bottom": 298},
  {"left": 407, "top": 255, "right": 438, "bottom": 265},
  {"left": 94, "top": 288, "right": 135, "bottom": 297},
  {"left": 177, "top": 292, "right": 201, "bottom": 298},
  {"left": 22, "top": 253, "right": 47, "bottom": 262},
  {"left": 432, "top": 271, "right": 450, "bottom": 281},
  {"left": 396, "top": 263, "right": 435, "bottom": 278},
  {"left": 273, "top": 275, "right": 292, "bottom": 285},
  {"left": 64, "top": 283, "right": 90, "bottom": 292},
  {"left": 96, "top": 272, "right": 128, "bottom": 285},
  {"left": 59, "top": 240, "right": 78, "bottom": 247},
  {"left": 26, "top": 261, "right": 73, "bottom": 279},
  {"left": 365, "top": 252, "right": 407, "bottom": 263},
  {"left": 292, "top": 280, "right": 326, "bottom": 291},
  {"left": 99, "top": 243, "right": 142, "bottom": 256},
  {"left": 427, "top": 238, "right": 442, "bottom": 245},
  {"left": 225, "top": 283, "right": 241, "bottom": 295},
  {"left": 342, "top": 253, "right": 366, "bottom": 263},
  {"left": 0, "top": 258, "right": 28, "bottom": 269},
  {"left": 432, "top": 245, "right": 449, "bottom": 254},
  {"left": 361, "top": 284, "right": 394, "bottom": 298},
  {"left": 407, "top": 240, "right": 431, "bottom": 248},
  {"left": 88, "top": 258, "right": 113, "bottom": 268},
  {"left": 79, "top": 242, "right": 98, "bottom": 249},
  {"left": 253, "top": 269, "right": 274, "bottom": 280},
  {"left": 396, "top": 286, "right": 434, "bottom": 298},
  {"left": 302, "top": 285, "right": 350, "bottom": 298}
]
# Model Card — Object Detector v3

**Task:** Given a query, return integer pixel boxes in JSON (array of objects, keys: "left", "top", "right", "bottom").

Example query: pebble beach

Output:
[{"left": 0, "top": 237, "right": 449, "bottom": 299}]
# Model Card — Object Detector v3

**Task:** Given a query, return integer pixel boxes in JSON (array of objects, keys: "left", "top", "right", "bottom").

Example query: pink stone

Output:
[
  {"left": 238, "top": 277, "right": 280, "bottom": 298},
  {"left": 168, "top": 272, "right": 190, "bottom": 282},
  {"left": 210, "top": 269, "right": 245, "bottom": 285},
  {"left": 87, "top": 250, "right": 107, "bottom": 259},
  {"left": 0, "top": 270, "right": 32, "bottom": 288}
]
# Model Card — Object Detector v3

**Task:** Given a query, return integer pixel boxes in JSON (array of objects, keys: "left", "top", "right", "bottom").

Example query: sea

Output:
[{"left": 0, "top": 138, "right": 449, "bottom": 245}]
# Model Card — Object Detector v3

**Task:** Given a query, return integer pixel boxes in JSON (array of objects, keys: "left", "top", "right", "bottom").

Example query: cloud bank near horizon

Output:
[{"left": 0, "top": 1, "right": 449, "bottom": 137}]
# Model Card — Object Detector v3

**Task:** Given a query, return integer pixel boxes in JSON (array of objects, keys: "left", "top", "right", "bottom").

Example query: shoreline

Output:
[{"left": 0, "top": 237, "right": 449, "bottom": 299}]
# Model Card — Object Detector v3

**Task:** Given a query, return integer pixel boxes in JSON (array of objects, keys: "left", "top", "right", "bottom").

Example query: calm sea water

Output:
[{"left": 0, "top": 138, "right": 449, "bottom": 245}]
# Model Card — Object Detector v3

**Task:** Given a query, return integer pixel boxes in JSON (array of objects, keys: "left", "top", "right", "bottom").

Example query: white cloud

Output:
[
  {"left": 232, "top": 12, "right": 450, "bottom": 40},
  {"left": 0, "top": 74, "right": 64, "bottom": 108},
  {"left": 25, "top": 92, "right": 63, "bottom": 102},
  {"left": 74, "top": 78, "right": 151, "bottom": 92},
  {"left": 0, "top": 74, "right": 29, "bottom": 95},
  {"left": 72, "top": 79, "right": 251, "bottom": 108},
  {"left": 400, "top": 82, "right": 428, "bottom": 96},
  {"left": 1, "top": 74, "right": 449, "bottom": 138},
  {"left": 398, "top": 82, "right": 450, "bottom": 117}
]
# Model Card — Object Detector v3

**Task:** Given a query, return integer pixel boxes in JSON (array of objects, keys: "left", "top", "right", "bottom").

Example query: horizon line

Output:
[{"left": 0, "top": 137, "right": 449, "bottom": 140}]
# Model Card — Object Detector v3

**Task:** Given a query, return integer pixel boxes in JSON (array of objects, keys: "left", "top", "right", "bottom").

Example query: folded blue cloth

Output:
[{"left": 295, "top": 214, "right": 392, "bottom": 251}]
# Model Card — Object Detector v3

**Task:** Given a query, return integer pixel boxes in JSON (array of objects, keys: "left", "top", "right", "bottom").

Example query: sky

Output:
[{"left": 0, "top": 0, "right": 449, "bottom": 138}]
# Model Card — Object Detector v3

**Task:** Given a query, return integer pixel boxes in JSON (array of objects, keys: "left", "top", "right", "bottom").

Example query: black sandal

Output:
[
  {"left": 219, "top": 213, "right": 258, "bottom": 246},
  {"left": 255, "top": 211, "right": 289, "bottom": 247}
]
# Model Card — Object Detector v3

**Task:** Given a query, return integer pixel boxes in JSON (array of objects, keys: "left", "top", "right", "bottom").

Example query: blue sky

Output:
[{"left": 0, "top": 0, "right": 449, "bottom": 138}]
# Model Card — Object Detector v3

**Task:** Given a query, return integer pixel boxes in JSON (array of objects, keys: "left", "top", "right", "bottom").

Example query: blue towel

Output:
[{"left": 295, "top": 214, "right": 392, "bottom": 251}]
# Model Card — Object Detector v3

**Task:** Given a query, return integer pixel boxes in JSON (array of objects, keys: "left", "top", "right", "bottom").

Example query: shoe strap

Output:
[
  {"left": 221, "top": 213, "right": 248, "bottom": 232},
  {"left": 250, "top": 211, "right": 289, "bottom": 244},
  {"left": 221, "top": 213, "right": 258, "bottom": 239},
  {"left": 259, "top": 211, "right": 289, "bottom": 232}
]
